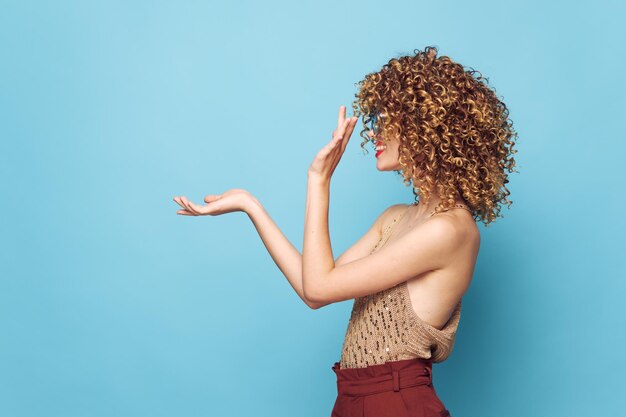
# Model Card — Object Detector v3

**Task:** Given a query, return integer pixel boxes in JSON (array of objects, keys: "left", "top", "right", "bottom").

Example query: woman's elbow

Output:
[
  {"left": 303, "top": 276, "right": 336, "bottom": 308},
  {"left": 306, "top": 299, "right": 325, "bottom": 310},
  {"left": 303, "top": 281, "right": 325, "bottom": 305}
]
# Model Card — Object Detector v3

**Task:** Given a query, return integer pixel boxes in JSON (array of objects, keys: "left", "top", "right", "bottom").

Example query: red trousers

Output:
[{"left": 330, "top": 357, "right": 452, "bottom": 417}]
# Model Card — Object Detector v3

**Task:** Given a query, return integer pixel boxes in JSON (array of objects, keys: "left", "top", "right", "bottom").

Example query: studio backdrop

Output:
[{"left": 1, "top": 1, "right": 624, "bottom": 416}]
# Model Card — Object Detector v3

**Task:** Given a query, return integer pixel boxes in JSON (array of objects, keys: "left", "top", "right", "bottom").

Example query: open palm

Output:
[{"left": 173, "top": 188, "right": 251, "bottom": 216}]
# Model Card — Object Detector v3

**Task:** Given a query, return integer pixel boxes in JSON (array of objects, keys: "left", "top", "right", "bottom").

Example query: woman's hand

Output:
[
  {"left": 308, "top": 105, "right": 358, "bottom": 182},
  {"left": 173, "top": 188, "right": 254, "bottom": 216}
]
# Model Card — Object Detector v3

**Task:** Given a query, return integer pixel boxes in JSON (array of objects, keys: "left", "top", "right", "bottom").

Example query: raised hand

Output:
[
  {"left": 173, "top": 188, "right": 253, "bottom": 216},
  {"left": 308, "top": 105, "right": 358, "bottom": 181}
]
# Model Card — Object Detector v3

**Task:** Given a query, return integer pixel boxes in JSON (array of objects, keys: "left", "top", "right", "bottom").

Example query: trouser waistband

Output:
[{"left": 331, "top": 358, "right": 433, "bottom": 397}]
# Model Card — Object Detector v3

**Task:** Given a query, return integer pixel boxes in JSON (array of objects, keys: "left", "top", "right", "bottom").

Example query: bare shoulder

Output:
[
  {"left": 426, "top": 209, "right": 481, "bottom": 251},
  {"left": 381, "top": 203, "right": 409, "bottom": 217}
]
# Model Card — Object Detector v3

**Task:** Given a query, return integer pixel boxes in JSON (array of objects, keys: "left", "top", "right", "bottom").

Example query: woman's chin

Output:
[
  {"left": 376, "top": 162, "right": 391, "bottom": 171},
  {"left": 376, "top": 158, "right": 399, "bottom": 171}
]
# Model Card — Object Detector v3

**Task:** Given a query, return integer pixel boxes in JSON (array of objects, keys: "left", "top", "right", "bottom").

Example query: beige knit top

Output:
[{"left": 338, "top": 203, "right": 464, "bottom": 369}]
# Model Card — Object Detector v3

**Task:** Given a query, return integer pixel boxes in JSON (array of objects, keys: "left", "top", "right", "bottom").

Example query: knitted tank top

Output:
[{"left": 338, "top": 203, "right": 466, "bottom": 369}]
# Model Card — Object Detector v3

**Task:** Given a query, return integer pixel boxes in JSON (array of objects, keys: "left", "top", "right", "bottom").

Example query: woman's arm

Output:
[
  {"left": 244, "top": 195, "right": 328, "bottom": 310},
  {"left": 302, "top": 172, "right": 469, "bottom": 304},
  {"left": 247, "top": 194, "right": 402, "bottom": 309},
  {"left": 174, "top": 187, "right": 386, "bottom": 310}
]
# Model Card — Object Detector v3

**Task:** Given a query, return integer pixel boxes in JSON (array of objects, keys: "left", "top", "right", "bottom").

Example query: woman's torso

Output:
[
  {"left": 391, "top": 203, "right": 479, "bottom": 330},
  {"left": 338, "top": 201, "right": 479, "bottom": 369}
]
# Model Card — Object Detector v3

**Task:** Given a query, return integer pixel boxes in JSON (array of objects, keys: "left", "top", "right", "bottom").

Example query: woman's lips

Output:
[{"left": 375, "top": 140, "right": 385, "bottom": 158}]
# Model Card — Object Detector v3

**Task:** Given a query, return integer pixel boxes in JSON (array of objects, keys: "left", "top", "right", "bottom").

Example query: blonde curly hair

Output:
[{"left": 352, "top": 46, "right": 519, "bottom": 226}]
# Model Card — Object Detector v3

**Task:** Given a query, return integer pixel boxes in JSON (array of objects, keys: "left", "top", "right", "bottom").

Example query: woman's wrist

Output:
[
  {"left": 241, "top": 193, "right": 262, "bottom": 216},
  {"left": 307, "top": 170, "right": 331, "bottom": 187}
]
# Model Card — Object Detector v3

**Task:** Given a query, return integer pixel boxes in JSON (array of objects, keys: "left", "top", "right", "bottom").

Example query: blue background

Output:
[{"left": 1, "top": 1, "right": 624, "bottom": 416}]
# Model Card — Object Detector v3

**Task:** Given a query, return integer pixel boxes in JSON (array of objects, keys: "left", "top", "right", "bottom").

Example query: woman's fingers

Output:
[
  {"left": 173, "top": 197, "right": 197, "bottom": 216},
  {"left": 333, "top": 117, "right": 356, "bottom": 146},
  {"left": 341, "top": 117, "right": 358, "bottom": 152},
  {"left": 188, "top": 198, "right": 206, "bottom": 215},
  {"left": 176, "top": 196, "right": 191, "bottom": 213},
  {"left": 332, "top": 118, "right": 350, "bottom": 142},
  {"left": 337, "top": 105, "right": 347, "bottom": 130},
  {"left": 180, "top": 196, "right": 201, "bottom": 215},
  {"left": 173, "top": 196, "right": 190, "bottom": 212}
]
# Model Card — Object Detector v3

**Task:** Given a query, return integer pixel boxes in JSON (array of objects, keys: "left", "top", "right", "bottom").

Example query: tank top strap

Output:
[
  {"left": 384, "top": 204, "right": 412, "bottom": 235},
  {"left": 375, "top": 205, "right": 411, "bottom": 250}
]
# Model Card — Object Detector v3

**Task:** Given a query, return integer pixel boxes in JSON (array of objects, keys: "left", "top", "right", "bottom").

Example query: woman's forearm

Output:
[
  {"left": 244, "top": 195, "right": 325, "bottom": 309},
  {"left": 302, "top": 173, "right": 335, "bottom": 303}
]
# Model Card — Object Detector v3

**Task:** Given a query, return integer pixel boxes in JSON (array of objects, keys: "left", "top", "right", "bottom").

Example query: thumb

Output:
[{"left": 204, "top": 194, "right": 222, "bottom": 203}]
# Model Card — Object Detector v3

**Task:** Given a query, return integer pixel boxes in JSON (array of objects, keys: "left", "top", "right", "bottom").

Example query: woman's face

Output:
[
  {"left": 368, "top": 128, "right": 402, "bottom": 171},
  {"left": 374, "top": 139, "right": 402, "bottom": 171},
  {"left": 368, "top": 128, "right": 426, "bottom": 172}
]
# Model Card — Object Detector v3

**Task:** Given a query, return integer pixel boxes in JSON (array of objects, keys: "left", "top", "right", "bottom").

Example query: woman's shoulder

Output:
[
  {"left": 381, "top": 203, "right": 411, "bottom": 218},
  {"left": 388, "top": 202, "right": 411, "bottom": 211}
]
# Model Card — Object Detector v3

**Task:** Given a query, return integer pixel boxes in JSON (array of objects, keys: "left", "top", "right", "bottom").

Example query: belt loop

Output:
[
  {"left": 425, "top": 366, "right": 432, "bottom": 386},
  {"left": 392, "top": 369, "right": 400, "bottom": 392}
]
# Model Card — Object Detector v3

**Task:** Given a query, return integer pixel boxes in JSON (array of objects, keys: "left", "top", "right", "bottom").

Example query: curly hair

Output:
[{"left": 351, "top": 46, "right": 518, "bottom": 226}]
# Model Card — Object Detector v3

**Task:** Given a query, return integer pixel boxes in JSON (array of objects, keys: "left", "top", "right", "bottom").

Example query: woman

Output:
[{"left": 173, "top": 46, "right": 518, "bottom": 417}]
